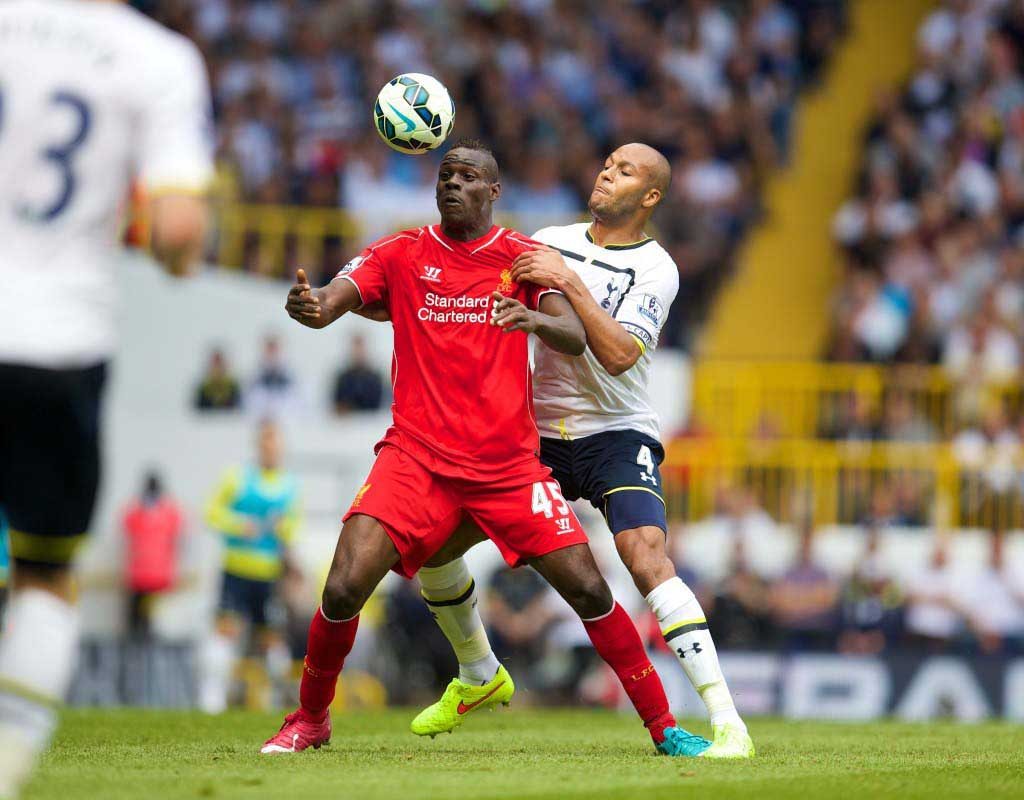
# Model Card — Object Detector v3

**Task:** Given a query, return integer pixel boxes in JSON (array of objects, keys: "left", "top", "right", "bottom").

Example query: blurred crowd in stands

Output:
[
  {"left": 671, "top": 490, "right": 1024, "bottom": 657},
  {"left": 830, "top": 0, "right": 1024, "bottom": 377},
  {"left": 137, "top": 0, "right": 847, "bottom": 348}
]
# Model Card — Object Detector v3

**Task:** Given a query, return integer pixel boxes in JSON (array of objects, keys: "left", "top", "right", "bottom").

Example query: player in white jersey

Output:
[
  {"left": 408, "top": 144, "right": 754, "bottom": 758},
  {"left": 0, "top": 1, "right": 212, "bottom": 795}
]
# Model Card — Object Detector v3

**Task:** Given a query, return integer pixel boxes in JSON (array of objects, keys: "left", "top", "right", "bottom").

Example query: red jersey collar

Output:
[{"left": 430, "top": 224, "right": 504, "bottom": 253}]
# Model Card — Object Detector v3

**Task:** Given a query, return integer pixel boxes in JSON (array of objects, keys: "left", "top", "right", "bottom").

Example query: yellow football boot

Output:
[{"left": 410, "top": 665, "right": 514, "bottom": 737}]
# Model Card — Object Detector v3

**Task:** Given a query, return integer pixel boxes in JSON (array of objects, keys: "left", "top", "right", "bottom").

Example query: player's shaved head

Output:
[
  {"left": 619, "top": 142, "right": 671, "bottom": 197},
  {"left": 588, "top": 143, "right": 671, "bottom": 225},
  {"left": 442, "top": 138, "right": 499, "bottom": 183}
]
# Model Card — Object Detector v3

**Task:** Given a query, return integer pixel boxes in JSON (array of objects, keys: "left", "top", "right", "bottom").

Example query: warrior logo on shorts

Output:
[
  {"left": 353, "top": 483, "right": 372, "bottom": 506},
  {"left": 497, "top": 269, "right": 513, "bottom": 294}
]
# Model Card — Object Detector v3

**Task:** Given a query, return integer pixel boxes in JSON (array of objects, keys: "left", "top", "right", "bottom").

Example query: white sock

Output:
[
  {"left": 198, "top": 632, "right": 236, "bottom": 714},
  {"left": 418, "top": 559, "right": 500, "bottom": 685},
  {"left": 0, "top": 589, "right": 79, "bottom": 797},
  {"left": 646, "top": 577, "right": 745, "bottom": 732}
]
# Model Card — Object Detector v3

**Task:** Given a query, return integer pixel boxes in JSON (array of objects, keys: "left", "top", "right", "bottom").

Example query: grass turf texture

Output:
[{"left": 29, "top": 709, "right": 1022, "bottom": 800}]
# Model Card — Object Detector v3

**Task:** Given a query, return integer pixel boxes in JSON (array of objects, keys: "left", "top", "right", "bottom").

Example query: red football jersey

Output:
[
  {"left": 335, "top": 224, "right": 558, "bottom": 482},
  {"left": 122, "top": 499, "right": 183, "bottom": 593}
]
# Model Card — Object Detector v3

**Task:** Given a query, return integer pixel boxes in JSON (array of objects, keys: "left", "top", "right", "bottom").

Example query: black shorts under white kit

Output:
[
  {"left": 0, "top": 362, "right": 107, "bottom": 566},
  {"left": 540, "top": 428, "right": 667, "bottom": 535}
]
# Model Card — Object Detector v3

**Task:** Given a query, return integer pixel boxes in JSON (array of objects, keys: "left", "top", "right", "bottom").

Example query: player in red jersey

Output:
[{"left": 260, "top": 140, "right": 707, "bottom": 757}]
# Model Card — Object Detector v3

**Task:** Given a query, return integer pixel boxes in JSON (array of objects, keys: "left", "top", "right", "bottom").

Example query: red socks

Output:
[
  {"left": 583, "top": 603, "right": 676, "bottom": 744},
  {"left": 298, "top": 607, "right": 359, "bottom": 719}
]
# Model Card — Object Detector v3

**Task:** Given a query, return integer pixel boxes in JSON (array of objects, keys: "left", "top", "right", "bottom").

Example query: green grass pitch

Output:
[{"left": 28, "top": 709, "right": 1022, "bottom": 800}]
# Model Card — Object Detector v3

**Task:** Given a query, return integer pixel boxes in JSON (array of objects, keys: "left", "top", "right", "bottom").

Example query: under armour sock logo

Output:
[{"left": 676, "top": 642, "right": 703, "bottom": 659}]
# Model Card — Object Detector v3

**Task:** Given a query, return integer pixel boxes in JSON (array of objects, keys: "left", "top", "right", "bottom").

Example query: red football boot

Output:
[{"left": 260, "top": 709, "right": 331, "bottom": 754}]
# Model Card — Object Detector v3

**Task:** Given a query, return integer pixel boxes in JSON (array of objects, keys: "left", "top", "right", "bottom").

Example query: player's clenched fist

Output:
[
  {"left": 510, "top": 247, "right": 572, "bottom": 291},
  {"left": 490, "top": 291, "right": 540, "bottom": 333},
  {"left": 286, "top": 268, "right": 327, "bottom": 329}
]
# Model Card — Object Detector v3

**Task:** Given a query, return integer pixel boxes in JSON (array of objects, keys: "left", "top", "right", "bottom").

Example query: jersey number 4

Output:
[
  {"left": 637, "top": 445, "right": 658, "bottom": 486},
  {"left": 531, "top": 481, "right": 569, "bottom": 518},
  {"left": 0, "top": 88, "right": 93, "bottom": 222}
]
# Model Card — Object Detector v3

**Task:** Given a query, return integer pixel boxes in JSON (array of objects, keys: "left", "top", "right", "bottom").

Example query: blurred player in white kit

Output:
[{"left": 0, "top": 1, "right": 213, "bottom": 795}]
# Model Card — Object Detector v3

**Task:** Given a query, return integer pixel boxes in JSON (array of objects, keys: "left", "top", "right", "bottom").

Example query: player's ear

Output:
[
  {"left": 641, "top": 187, "right": 661, "bottom": 209},
  {"left": 490, "top": 180, "right": 501, "bottom": 202}
]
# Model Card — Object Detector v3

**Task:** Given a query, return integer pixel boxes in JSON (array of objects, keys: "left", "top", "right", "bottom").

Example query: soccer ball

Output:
[{"left": 373, "top": 73, "right": 455, "bottom": 155}]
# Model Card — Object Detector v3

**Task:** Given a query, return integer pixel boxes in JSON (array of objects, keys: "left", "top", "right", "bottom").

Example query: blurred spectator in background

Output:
[
  {"left": 859, "top": 483, "right": 904, "bottom": 528},
  {"left": 121, "top": 471, "right": 185, "bottom": 640},
  {"left": 952, "top": 400, "right": 1020, "bottom": 517},
  {"left": 838, "top": 525, "right": 903, "bottom": 654},
  {"left": 822, "top": 391, "right": 878, "bottom": 441},
  {"left": 879, "top": 389, "right": 935, "bottom": 442},
  {"left": 712, "top": 534, "right": 773, "bottom": 649},
  {"left": 199, "top": 421, "right": 300, "bottom": 713},
  {"left": 505, "top": 153, "right": 578, "bottom": 217},
  {"left": 382, "top": 579, "right": 458, "bottom": 704},
  {"left": 964, "top": 529, "right": 1024, "bottom": 654},
  {"left": 246, "top": 334, "right": 301, "bottom": 419},
  {"left": 943, "top": 303, "right": 1021, "bottom": 384},
  {"left": 768, "top": 520, "right": 839, "bottom": 651},
  {"left": 903, "top": 537, "right": 963, "bottom": 652},
  {"left": 486, "top": 565, "right": 563, "bottom": 691},
  {"left": 194, "top": 348, "right": 242, "bottom": 411},
  {"left": 331, "top": 335, "right": 385, "bottom": 414}
]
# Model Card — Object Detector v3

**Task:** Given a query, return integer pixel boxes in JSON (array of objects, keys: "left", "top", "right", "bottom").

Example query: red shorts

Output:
[{"left": 343, "top": 444, "right": 588, "bottom": 578}]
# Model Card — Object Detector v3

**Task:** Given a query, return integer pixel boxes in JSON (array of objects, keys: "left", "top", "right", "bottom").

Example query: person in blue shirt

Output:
[{"left": 198, "top": 421, "right": 300, "bottom": 713}]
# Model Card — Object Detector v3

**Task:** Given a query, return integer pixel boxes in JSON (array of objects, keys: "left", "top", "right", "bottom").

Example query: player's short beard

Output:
[{"left": 589, "top": 191, "right": 636, "bottom": 225}]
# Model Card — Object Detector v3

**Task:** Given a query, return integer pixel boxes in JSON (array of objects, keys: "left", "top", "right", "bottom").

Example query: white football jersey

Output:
[
  {"left": 0, "top": 0, "right": 213, "bottom": 367},
  {"left": 531, "top": 223, "right": 679, "bottom": 441}
]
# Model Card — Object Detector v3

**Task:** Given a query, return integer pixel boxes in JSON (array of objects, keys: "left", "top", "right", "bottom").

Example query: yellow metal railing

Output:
[
  {"left": 207, "top": 202, "right": 580, "bottom": 278},
  {"left": 662, "top": 438, "right": 1024, "bottom": 530},
  {"left": 211, "top": 203, "right": 363, "bottom": 278},
  {"left": 692, "top": 361, "right": 1023, "bottom": 440}
]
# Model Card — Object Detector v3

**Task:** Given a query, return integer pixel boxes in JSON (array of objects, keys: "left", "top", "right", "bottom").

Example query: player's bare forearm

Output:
[
  {"left": 286, "top": 268, "right": 362, "bottom": 329},
  {"left": 149, "top": 194, "right": 208, "bottom": 277},
  {"left": 534, "top": 293, "right": 586, "bottom": 355},
  {"left": 490, "top": 291, "right": 585, "bottom": 355},
  {"left": 512, "top": 249, "right": 640, "bottom": 375},
  {"left": 560, "top": 273, "right": 641, "bottom": 375}
]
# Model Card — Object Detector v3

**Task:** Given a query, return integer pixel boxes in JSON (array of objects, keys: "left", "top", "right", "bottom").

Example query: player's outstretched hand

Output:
[
  {"left": 491, "top": 291, "right": 539, "bottom": 334},
  {"left": 286, "top": 268, "right": 327, "bottom": 328},
  {"left": 511, "top": 247, "right": 572, "bottom": 290}
]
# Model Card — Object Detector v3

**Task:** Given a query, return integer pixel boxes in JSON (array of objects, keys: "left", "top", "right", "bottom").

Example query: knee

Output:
[
  {"left": 321, "top": 571, "right": 366, "bottom": 621},
  {"left": 564, "top": 573, "right": 614, "bottom": 620},
  {"left": 616, "top": 528, "right": 674, "bottom": 595},
  {"left": 11, "top": 560, "right": 74, "bottom": 600}
]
